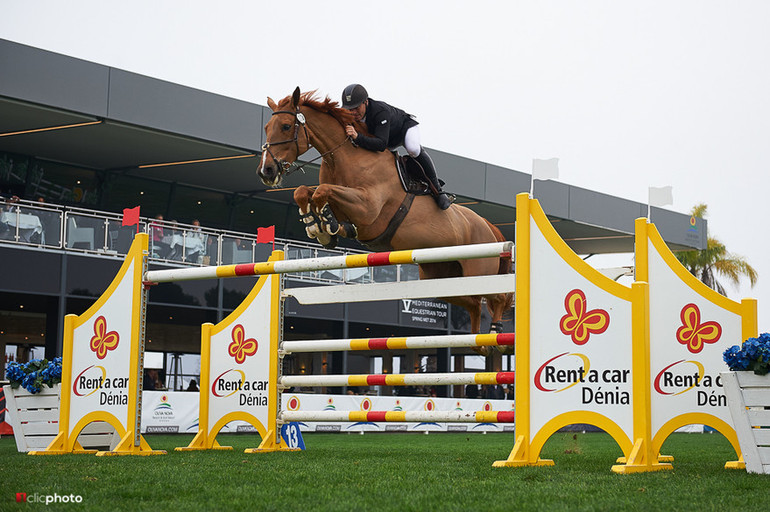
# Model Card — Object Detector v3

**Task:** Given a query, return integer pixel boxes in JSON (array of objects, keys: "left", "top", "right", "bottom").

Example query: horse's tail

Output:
[{"left": 486, "top": 219, "right": 515, "bottom": 311}]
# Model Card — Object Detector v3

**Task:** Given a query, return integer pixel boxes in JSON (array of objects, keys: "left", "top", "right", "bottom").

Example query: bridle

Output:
[
  {"left": 261, "top": 106, "right": 350, "bottom": 177},
  {"left": 261, "top": 107, "right": 309, "bottom": 173}
]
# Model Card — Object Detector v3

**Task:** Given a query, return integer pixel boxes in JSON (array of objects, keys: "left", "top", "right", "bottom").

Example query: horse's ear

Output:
[
  {"left": 291, "top": 87, "right": 301, "bottom": 108},
  {"left": 267, "top": 97, "right": 278, "bottom": 111}
]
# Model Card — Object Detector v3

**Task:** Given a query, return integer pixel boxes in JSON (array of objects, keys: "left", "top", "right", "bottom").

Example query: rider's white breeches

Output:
[{"left": 404, "top": 125, "right": 422, "bottom": 157}]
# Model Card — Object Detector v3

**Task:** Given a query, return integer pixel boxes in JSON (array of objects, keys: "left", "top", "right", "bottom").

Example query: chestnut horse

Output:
[{"left": 258, "top": 88, "right": 513, "bottom": 342}]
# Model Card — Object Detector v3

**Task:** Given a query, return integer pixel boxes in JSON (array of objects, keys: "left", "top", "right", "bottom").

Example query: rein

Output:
[{"left": 263, "top": 107, "right": 350, "bottom": 177}]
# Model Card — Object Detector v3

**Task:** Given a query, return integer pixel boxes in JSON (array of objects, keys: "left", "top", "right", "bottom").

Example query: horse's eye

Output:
[{"left": 282, "top": 124, "right": 291, "bottom": 131}]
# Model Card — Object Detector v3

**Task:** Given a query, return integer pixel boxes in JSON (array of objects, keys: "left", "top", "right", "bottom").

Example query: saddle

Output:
[{"left": 392, "top": 152, "right": 444, "bottom": 195}]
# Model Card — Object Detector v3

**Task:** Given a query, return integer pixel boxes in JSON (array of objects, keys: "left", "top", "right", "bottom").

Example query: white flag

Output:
[
  {"left": 648, "top": 186, "right": 673, "bottom": 207},
  {"left": 532, "top": 158, "right": 559, "bottom": 180}
]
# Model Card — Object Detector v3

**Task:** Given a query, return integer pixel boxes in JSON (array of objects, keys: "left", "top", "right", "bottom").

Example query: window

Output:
[{"left": 107, "top": 176, "right": 171, "bottom": 219}]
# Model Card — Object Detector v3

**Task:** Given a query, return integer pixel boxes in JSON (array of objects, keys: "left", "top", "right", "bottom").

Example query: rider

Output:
[{"left": 340, "top": 84, "right": 454, "bottom": 210}]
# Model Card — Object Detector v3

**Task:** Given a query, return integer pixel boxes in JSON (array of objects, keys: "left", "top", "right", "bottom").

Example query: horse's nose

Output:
[{"left": 258, "top": 161, "right": 278, "bottom": 186}]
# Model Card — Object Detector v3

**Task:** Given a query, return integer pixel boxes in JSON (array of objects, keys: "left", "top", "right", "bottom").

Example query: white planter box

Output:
[
  {"left": 2, "top": 384, "right": 118, "bottom": 453},
  {"left": 722, "top": 371, "right": 770, "bottom": 474}
]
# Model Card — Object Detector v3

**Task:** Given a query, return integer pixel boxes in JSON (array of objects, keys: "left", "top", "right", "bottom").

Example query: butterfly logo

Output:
[
  {"left": 227, "top": 324, "right": 258, "bottom": 364},
  {"left": 559, "top": 289, "right": 610, "bottom": 345},
  {"left": 89, "top": 316, "right": 120, "bottom": 359},
  {"left": 676, "top": 303, "right": 722, "bottom": 353}
]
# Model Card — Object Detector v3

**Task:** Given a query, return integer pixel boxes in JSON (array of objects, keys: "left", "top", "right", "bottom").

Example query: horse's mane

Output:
[{"left": 276, "top": 90, "right": 361, "bottom": 130}]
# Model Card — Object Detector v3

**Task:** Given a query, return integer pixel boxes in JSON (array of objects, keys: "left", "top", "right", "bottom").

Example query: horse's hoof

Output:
[
  {"left": 341, "top": 221, "right": 358, "bottom": 239},
  {"left": 316, "top": 231, "right": 331, "bottom": 246},
  {"left": 489, "top": 322, "right": 504, "bottom": 334},
  {"left": 321, "top": 234, "right": 338, "bottom": 250},
  {"left": 488, "top": 323, "right": 513, "bottom": 354},
  {"left": 300, "top": 208, "right": 321, "bottom": 239},
  {"left": 304, "top": 220, "right": 321, "bottom": 239}
]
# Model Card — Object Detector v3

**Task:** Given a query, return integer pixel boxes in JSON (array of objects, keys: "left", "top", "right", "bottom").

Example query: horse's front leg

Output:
[
  {"left": 294, "top": 186, "right": 334, "bottom": 247},
  {"left": 311, "top": 183, "right": 382, "bottom": 240}
]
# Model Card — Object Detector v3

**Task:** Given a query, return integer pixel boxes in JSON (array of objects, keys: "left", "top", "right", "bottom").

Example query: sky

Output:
[{"left": 2, "top": 1, "right": 769, "bottom": 328}]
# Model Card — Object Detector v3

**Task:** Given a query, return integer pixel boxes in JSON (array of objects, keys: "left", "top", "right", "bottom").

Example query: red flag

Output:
[
  {"left": 257, "top": 225, "right": 275, "bottom": 250},
  {"left": 122, "top": 206, "right": 141, "bottom": 227},
  {"left": 0, "top": 387, "right": 14, "bottom": 435}
]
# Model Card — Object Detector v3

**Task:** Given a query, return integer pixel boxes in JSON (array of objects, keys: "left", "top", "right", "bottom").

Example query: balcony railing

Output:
[{"left": 0, "top": 198, "right": 419, "bottom": 285}]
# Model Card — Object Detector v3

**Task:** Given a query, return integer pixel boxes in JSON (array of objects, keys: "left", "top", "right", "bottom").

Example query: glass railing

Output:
[
  {"left": 0, "top": 201, "right": 62, "bottom": 247},
  {"left": 0, "top": 198, "right": 417, "bottom": 285}
]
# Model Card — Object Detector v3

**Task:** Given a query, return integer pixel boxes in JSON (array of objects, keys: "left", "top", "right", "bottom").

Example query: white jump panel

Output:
[{"left": 284, "top": 274, "right": 515, "bottom": 305}]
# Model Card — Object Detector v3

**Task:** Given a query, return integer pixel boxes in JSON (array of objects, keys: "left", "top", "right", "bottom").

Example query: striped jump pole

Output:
[
  {"left": 144, "top": 241, "right": 512, "bottom": 283},
  {"left": 281, "top": 333, "right": 515, "bottom": 354},
  {"left": 279, "top": 371, "right": 515, "bottom": 389},
  {"left": 279, "top": 410, "right": 515, "bottom": 424}
]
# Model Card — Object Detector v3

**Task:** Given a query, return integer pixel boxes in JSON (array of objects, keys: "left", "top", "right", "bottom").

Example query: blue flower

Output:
[
  {"left": 21, "top": 371, "right": 41, "bottom": 393},
  {"left": 5, "top": 357, "right": 63, "bottom": 391},
  {"left": 48, "top": 361, "right": 62, "bottom": 379},
  {"left": 5, "top": 362, "right": 25, "bottom": 382},
  {"left": 723, "top": 345, "right": 749, "bottom": 371},
  {"left": 742, "top": 338, "right": 761, "bottom": 359},
  {"left": 725, "top": 333, "right": 770, "bottom": 375}
]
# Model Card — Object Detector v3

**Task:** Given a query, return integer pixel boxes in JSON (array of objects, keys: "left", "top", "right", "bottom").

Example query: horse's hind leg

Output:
[
  {"left": 444, "top": 295, "right": 490, "bottom": 357},
  {"left": 487, "top": 294, "right": 506, "bottom": 333},
  {"left": 487, "top": 293, "right": 514, "bottom": 355}
]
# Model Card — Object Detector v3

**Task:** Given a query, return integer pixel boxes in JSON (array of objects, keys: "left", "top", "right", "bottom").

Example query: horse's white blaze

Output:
[{"left": 258, "top": 150, "right": 268, "bottom": 175}]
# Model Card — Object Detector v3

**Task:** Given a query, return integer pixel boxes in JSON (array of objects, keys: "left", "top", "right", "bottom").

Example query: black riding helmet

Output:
[{"left": 341, "top": 84, "right": 368, "bottom": 110}]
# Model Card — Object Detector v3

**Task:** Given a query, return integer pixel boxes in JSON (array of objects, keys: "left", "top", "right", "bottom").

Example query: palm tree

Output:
[{"left": 675, "top": 203, "right": 757, "bottom": 295}]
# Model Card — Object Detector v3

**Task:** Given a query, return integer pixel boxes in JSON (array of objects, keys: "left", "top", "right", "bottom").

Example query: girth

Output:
[{"left": 357, "top": 193, "right": 416, "bottom": 252}]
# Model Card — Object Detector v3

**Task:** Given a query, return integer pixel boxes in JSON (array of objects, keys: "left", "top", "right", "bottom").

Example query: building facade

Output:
[{"left": 0, "top": 39, "right": 707, "bottom": 396}]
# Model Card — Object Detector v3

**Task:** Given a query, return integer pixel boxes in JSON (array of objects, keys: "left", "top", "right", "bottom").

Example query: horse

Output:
[{"left": 257, "top": 87, "right": 513, "bottom": 350}]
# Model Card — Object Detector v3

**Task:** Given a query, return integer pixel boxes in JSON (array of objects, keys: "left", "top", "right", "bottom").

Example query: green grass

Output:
[{"left": 1, "top": 432, "right": 767, "bottom": 511}]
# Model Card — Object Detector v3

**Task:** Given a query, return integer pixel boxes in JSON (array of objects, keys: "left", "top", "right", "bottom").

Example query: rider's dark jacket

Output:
[{"left": 353, "top": 98, "right": 418, "bottom": 152}]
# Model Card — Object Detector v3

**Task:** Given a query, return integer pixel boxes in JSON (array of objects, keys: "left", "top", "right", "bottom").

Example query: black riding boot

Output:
[{"left": 415, "top": 149, "right": 453, "bottom": 210}]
